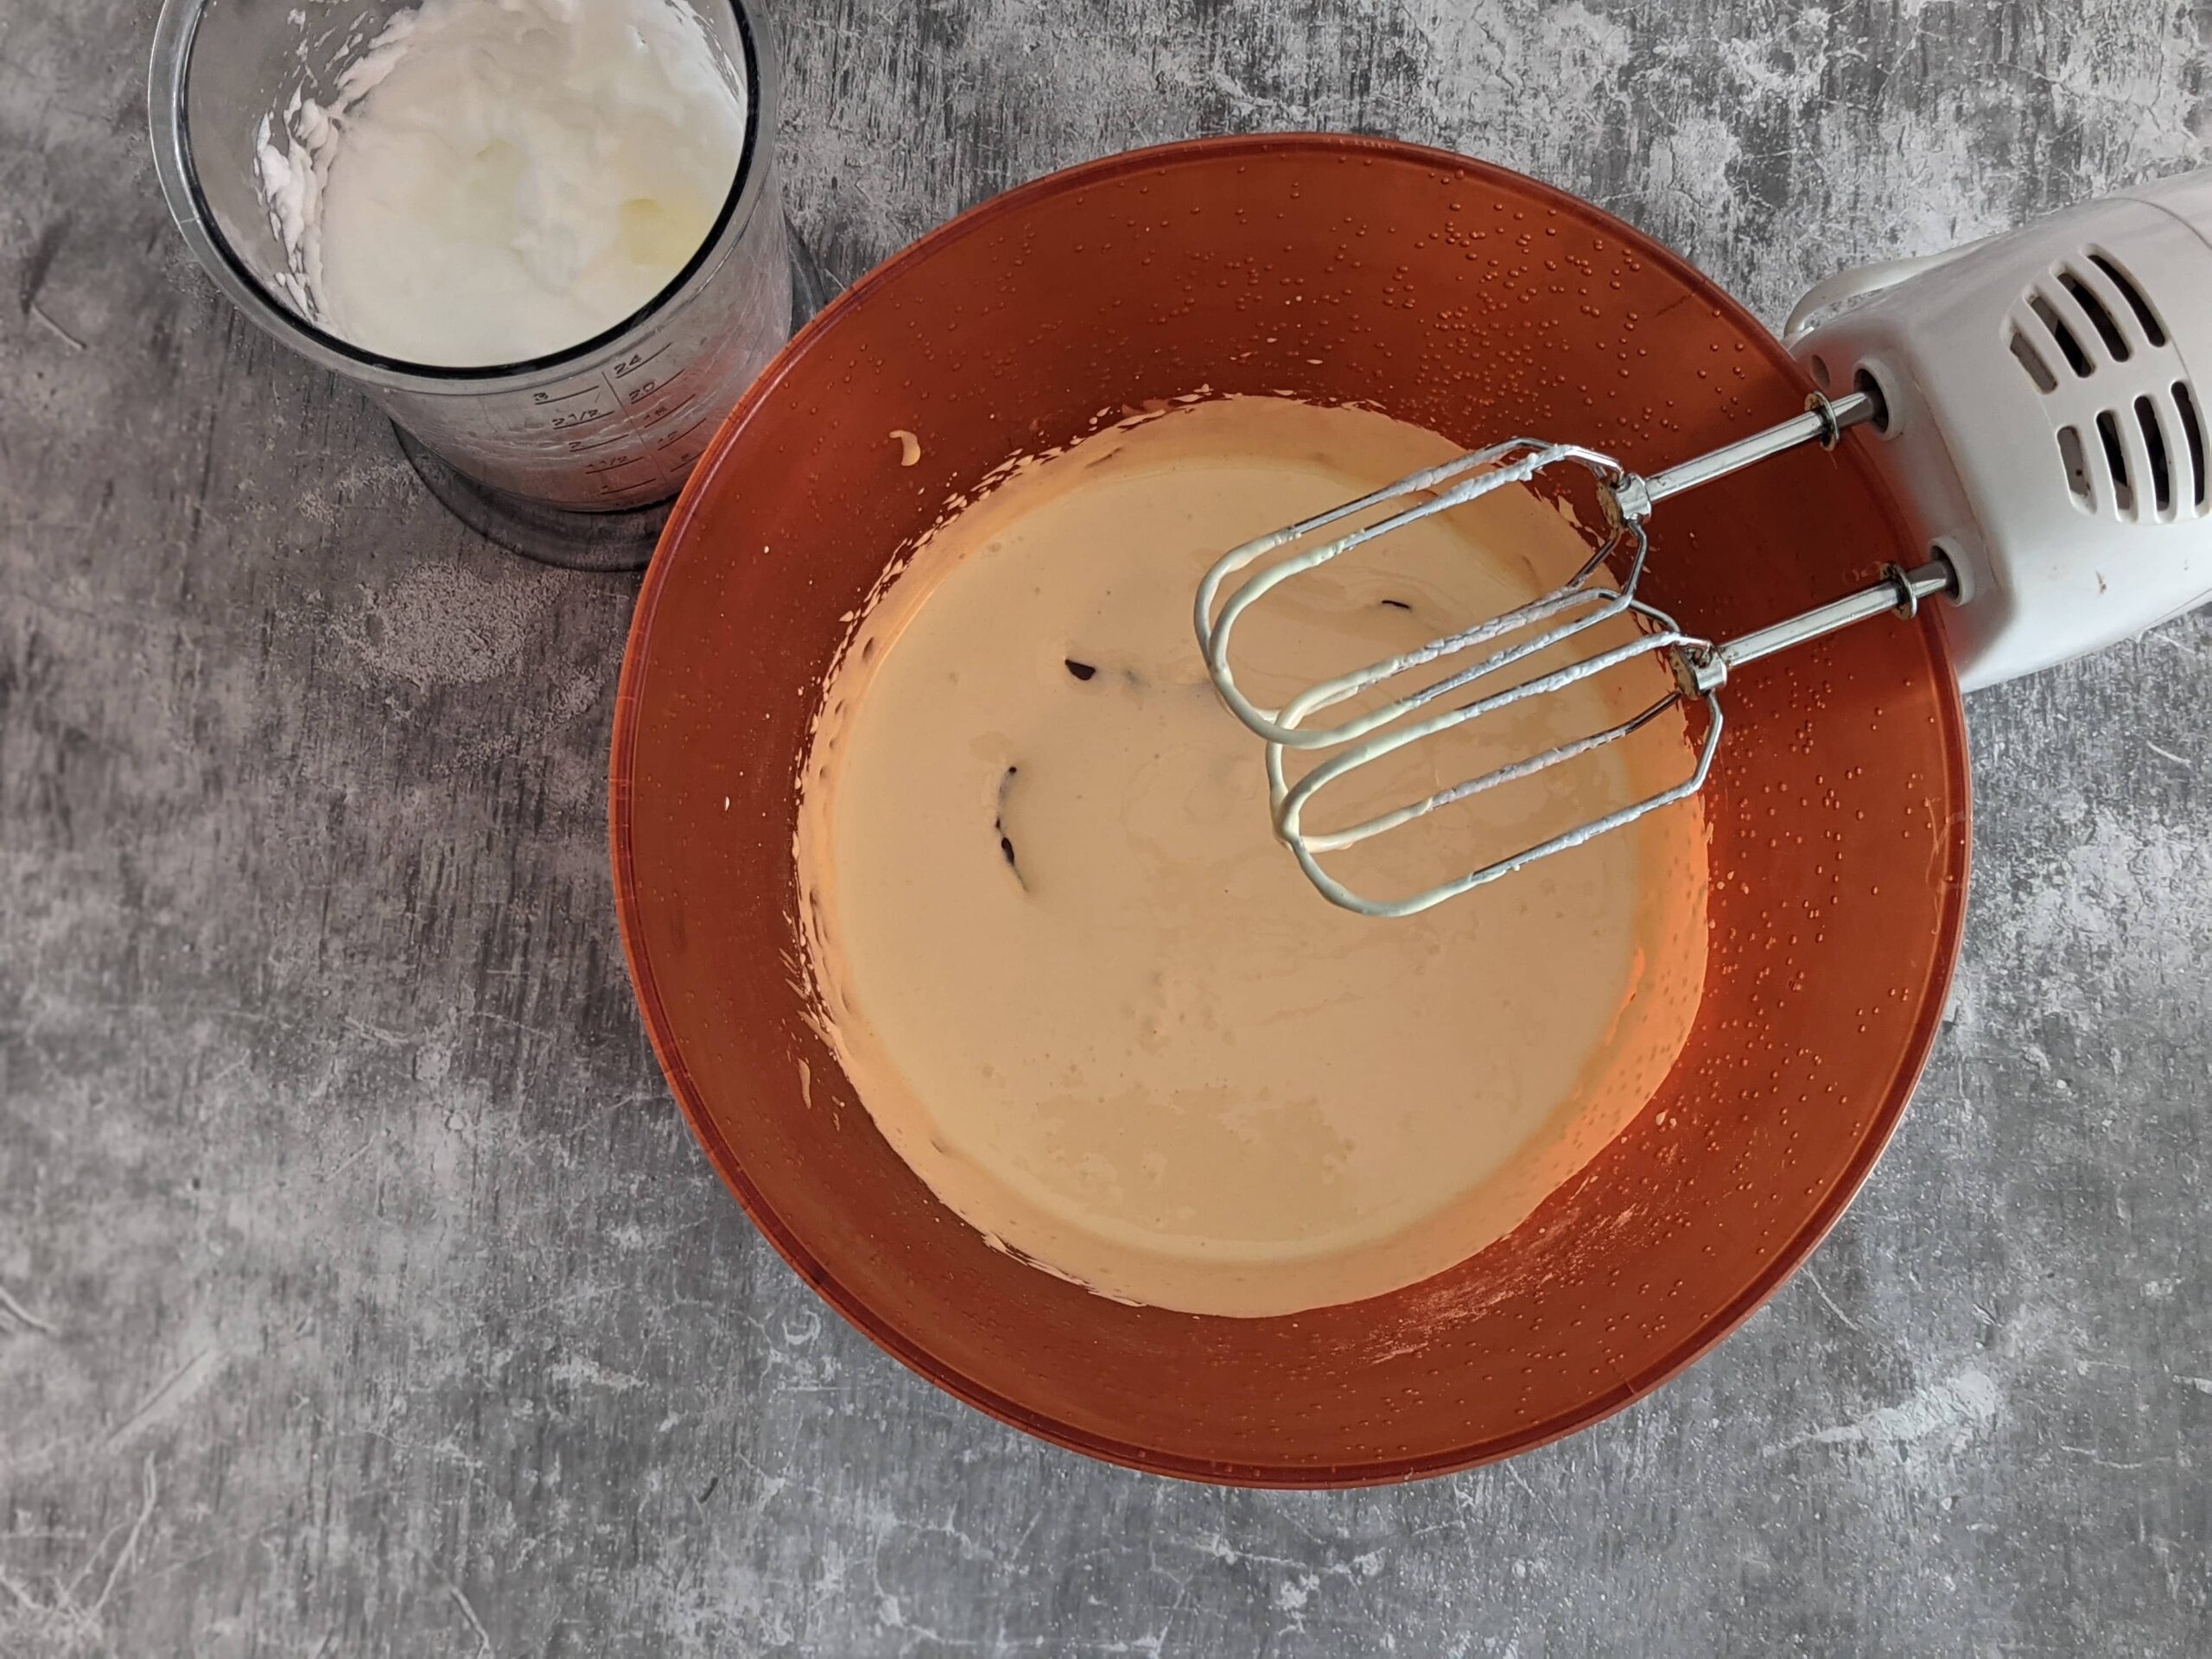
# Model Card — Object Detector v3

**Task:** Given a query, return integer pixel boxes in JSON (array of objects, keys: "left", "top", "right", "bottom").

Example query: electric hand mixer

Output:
[{"left": 1198, "top": 169, "right": 2212, "bottom": 918}]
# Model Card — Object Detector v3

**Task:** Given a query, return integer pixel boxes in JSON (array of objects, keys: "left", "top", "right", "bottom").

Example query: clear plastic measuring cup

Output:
[{"left": 149, "top": 0, "right": 793, "bottom": 564}]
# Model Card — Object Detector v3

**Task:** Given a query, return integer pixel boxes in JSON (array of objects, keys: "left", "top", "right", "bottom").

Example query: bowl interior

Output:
[{"left": 611, "top": 135, "right": 1969, "bottom": 1484}]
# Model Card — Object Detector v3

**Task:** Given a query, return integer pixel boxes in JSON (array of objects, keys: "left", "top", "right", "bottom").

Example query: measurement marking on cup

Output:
[
  {"left": 568, "top": 429, "right": 638, "bottom": 453},
  {"left": 531, "top": 383, "right": 601, "bottom": 404},
  {"left": 657, "top": 416, "right": 710, "bottom": 451},
  {"left": 612, "top": 341, "right": 671, "bottom": 380},
  {"left": 583, "top": 454, "right": 649, "bottom": 475},
  {"left": 601, "top": 359, "right": 688, "bottom": 426}
]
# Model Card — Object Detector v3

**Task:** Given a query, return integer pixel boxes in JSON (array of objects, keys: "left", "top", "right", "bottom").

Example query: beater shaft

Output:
[
  {"left": 1677, "top": 558, "right": 1956, "bottom": 696},
  {"left": 1639, "top": 387, "right": 1878, "bottom": 510}
]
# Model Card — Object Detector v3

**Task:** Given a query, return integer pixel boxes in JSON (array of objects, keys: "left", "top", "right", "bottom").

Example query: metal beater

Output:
[{"left": 1195, "top": 389, "right": 1955, "bottom": 918}]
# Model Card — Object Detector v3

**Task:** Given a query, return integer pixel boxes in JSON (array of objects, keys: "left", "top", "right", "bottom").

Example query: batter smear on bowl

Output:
[{"left": 795, "top": 397, "right": 1710, "bottom": 1317}]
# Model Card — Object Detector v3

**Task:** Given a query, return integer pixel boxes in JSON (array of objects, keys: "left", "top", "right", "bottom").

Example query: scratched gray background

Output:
[{"left": 4, "top": 0, "right": 2210, "bottom": 1653}]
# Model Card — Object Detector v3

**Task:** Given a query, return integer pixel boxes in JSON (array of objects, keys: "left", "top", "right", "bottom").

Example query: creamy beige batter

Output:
[{"left": 795, "top": 397, "right": 1709, "bottom": 1317}]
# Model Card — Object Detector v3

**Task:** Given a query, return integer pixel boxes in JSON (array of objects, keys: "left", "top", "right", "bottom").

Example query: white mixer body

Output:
[{"left": 1788, "top": 168, "right": 2212, "bottom": 690}]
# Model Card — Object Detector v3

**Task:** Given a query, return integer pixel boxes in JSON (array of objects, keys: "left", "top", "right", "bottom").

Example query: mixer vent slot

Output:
[
  {"left": 2057, "top": 425, "right": 2094, "bottom": 506},
  {"left": 2135, "top": 396, "right": 2173, "bottom": 516},
  {"left": 2088, "top": 251, "right": 2168, "bottom": 346},
  {"left": 2096, "top": 411, "right": 2133, "bottom": 513},
  {"left": 2058, "top": 268, "right": 2130, "bottom": 360},
  {"left": 2008, "top": 326, "right": 2057, "bottom": 392},
  {"left": 2028, "top": 292, "right": 2093, "bottom": 376},
  {"left": 2177, "top": 381, "right": 2207, "bottom": 510}
]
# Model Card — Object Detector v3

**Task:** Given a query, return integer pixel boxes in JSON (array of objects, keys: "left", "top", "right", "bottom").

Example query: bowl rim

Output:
[{"left": 608, "top": 130, "right": 1974, "bottom": 1486}]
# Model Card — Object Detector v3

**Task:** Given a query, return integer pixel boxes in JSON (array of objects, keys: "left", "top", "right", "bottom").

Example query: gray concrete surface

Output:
[{"left": 4, "top": 0, "right": 2210, "bottom": 1653}]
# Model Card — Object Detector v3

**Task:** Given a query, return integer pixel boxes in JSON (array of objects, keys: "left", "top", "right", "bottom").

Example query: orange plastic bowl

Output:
[{"left": 610, "top": 135, "right": 1969, "bottom": 1485}]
